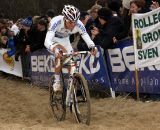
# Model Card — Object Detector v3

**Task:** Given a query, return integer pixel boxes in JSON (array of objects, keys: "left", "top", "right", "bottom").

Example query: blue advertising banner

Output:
[
  {"left": 79, "top": 46, "right": 111, "bottom": 90},
  {"left": 30, "top": 49, "right": 53, "bottom": 86},
  {"left": 105, "top": 38, "right": 160, "bottom": 94},
  {"left": 30, "top": 46, "right": 111, "bottom": 90}
]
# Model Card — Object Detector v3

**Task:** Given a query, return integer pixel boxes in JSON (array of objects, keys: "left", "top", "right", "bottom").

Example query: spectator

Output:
[
  {"left": 6, "top": 20, "right": 14, "bottom": 28},
  {"left": 88, "top": 4, "right": 102, "bottom": 26},
  {"left": 122, "top": 0, "right": 146, "bottom": 38},
  {"left": 25, "top": 18, "right": 47, "bottom": 53},
  {"left": 0, "top": 19, "right": 6, "bottom": 29},
  {"left": 95, "top": 0, "right": 108, "bottom": 7},
  {"left": 46, "top": 9, "right": 55, "bottom": 22},
  {"left": 15, "top": 16, "right": 32, "bottom": 58},
  {"left": 77, "top": 11, "right": 95, "bottom": 51},
  {"left": 122, "top": 0, "right": 132, "bottom": 10},
  {"left": 0, "top": 35, "right": 8, "bottom": 48},
  {"left": 108, "top": 0, "right": 122, "bottom": 16},
  {"left": 32, "top": 15, "right": 40, "bottom": 25},
  {"left": 0, "top": 20, "right": 8, "bottom": 48},
  {"left": 91, "top": 7, "right": 126, "bottom": 49},
  {"left": 3, "top": 28, "right": 16, "bottom": 70},
  {"left": 10, "top": 18, "right": 23, "bottom": 36},
  {"left": 6, "top": 28, "right": 16, "bottom": 57},
  {"left": 130, "top": 0, "right": 146, "bottom": 13},
  {"left": 150, "top": 1, "right": 159, "bottom": 10},
  {"left": 14, "top": 16, "right": 32, "bottom": 78}
]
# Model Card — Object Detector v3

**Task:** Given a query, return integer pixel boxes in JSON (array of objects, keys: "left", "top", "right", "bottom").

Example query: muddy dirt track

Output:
[{"left": 0, "top": 73, "right": 160, "bottom": 130}]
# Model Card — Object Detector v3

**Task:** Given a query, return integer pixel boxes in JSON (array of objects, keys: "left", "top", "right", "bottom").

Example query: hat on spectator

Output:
[
  {"left": 122, "top": 0, "right": 133, "bottom": 9},
  {"left": 21, "top": 16, "right": 32, "bottom": 27},
  {"left": 98, "top": 7, "right": 112, "bottom": 21}
]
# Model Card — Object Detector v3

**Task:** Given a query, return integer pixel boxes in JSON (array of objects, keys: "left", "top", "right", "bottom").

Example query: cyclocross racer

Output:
[{"left": 44, "top": 5, "right": 97, "bottom": 92}]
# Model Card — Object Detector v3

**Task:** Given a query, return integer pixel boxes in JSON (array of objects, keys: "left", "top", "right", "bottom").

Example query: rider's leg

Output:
[
  {"left": 52, "top": 44, "right": 67, "bottom": 92},
  {"left": 54, "top": 57, "right": 62, "bottom": 82},
  {"left": 53, "top": 57, "right": 63, "bottom": 92},
  {"left": 51, "top": 38, "right": 73, "bottom": 91}
]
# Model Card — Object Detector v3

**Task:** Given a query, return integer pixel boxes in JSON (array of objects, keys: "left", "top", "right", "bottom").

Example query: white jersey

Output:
[{"left": 44, "top": 15, "right": 95, "bottom": 52}]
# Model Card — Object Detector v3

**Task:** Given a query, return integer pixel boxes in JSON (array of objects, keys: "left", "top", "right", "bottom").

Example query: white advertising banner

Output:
[
  {"left": 0, "top": 48, "right": 23, "bottom": 77},
  {"left": 132, "top": 8, "right": 160, "bottom": 69}
]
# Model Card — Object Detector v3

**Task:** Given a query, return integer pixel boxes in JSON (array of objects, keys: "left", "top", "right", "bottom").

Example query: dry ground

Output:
[{"left": 0, "top": 73, "right": 160, "bottom": 130}]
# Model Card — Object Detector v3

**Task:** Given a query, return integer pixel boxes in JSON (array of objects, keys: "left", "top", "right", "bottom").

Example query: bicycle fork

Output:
[
  {"left": 66, "top": 78, "right": 73, "bottom": 107},
  {"left": 66, "top": 62, "right": 76, "bottom": 106}
]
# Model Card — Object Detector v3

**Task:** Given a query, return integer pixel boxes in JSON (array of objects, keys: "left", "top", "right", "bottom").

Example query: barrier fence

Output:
[
  {"left": 1, "top": 39, "right": 160, "bottom": 94},
  {"left": 106, "top": 38, "right": 160, "bottom": 94},
  {"left": 30, "top": 46, "right": 112, "bottom": 90}
]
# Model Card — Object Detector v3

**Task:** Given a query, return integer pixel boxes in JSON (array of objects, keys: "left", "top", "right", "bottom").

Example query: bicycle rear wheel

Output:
[
  {"left": 49, "top": 73, "right": 66, "bottom": 121},
  {"left": 72, "top": 73, "right": 91, "bottom": 125}
]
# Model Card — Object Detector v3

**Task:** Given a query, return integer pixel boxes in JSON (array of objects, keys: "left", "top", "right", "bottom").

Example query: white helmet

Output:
[{"left": 62, "top": 5, "right": 80, "bottom": 22}]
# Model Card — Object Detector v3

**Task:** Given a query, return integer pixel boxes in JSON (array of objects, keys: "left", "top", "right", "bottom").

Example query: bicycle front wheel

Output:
[
  {"left": 72, "top": 73, "right": 91, "bottom": 125},
  {"left": 49, "top": 74, "right": 66, "bottom": 121}
]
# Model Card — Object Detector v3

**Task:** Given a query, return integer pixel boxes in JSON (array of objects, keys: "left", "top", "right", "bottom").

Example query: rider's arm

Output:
[
  {"left": 76, "top": 20, "right": 95, "bottom": 49},
  {"left": 44, "top": 16, "right": 62, "bottom": 51},
  {"left": 44, "top": 30, "right": 55, "bottom": 51}
]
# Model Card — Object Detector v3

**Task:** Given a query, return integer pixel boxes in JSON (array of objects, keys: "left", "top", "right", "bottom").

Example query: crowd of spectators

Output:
[
  {"left": 0, "top": 9, "right": 54, "bottom": 77},
  {"left": 0, "top": 0, "right": 159, "bottom": 78}
]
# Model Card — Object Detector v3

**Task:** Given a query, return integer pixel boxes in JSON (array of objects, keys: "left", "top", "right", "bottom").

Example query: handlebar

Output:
[{"left": 62, "top": 51, "right": 90, "bottom": 57}]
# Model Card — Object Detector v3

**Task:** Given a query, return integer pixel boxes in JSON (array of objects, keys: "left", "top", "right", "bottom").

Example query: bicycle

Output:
[{"left": 49, "top": 51, "right": 91, "bottom": 125}]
